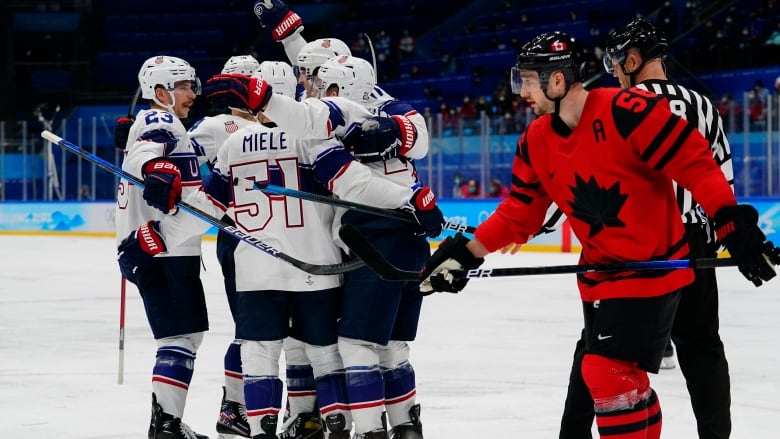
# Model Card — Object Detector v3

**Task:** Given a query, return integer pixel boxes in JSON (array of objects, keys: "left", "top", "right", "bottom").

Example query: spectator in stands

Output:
[
  {"left": 460, "top": 95, "right": 478, "bottom": 125},
  {"left": 441, "top": 53, "right": 457, "bottom": 75},
  {"left": 774, "top": 76, "right": 780, "bottom": 95},
  {"left": 461, "top": 178, "right": 481, "bottom": 198},
  {"left": 765, "top": 21, "right": 780, "bottom": 45},
  {"left": 487, "top": 179, "right": 509, "bottom": 198},
  {"left": 452, "top": 172, "right": 465, "bottom": 198},
  {"left": 748, "top": 88, "right": 767, "bottom": 129},
  {"left": 398, "top": 29, "right": 416, "bottom": 59},
  {"left": 754, "top": 79, "right": 769, "bottom": 105},
  {"left": 717, "top": 93, "right": 741, "bottom": 129}
]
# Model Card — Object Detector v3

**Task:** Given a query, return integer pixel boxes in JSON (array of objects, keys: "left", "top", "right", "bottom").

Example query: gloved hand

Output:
[
  {"left": 403, "top": 186, "right": 444, "bottom": 238},
  {"left": 419, "top": 233, "right": 485, "bottom": 295},
  {"left": 345, "top": 116, "right": 417, "bottom": 163},
  {"left": 714, "top": 204, "right": 780, "bottom": 286},
  {"left": 117, "top": 220, "right": 167, "bottom": 285},
  {"left": 203, "top": 73, "right": 273, "bottom": 114},
  {"left": 252, "top": 0, "right": 303, "bottom": 41},
  {"left": 142, "top": 159, "right": 182, "bottom": 214},
  {"left": 114, "top": 116, "right": 134, "bottom": 151}
]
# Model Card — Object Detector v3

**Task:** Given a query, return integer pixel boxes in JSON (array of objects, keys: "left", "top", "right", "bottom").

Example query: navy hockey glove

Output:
[
  {"left": 252, "top": 0, "right": 303, "bottom": 41},
  {"left": 403, "top": 186, "right": 444, "bottom": 238},
  {"left": 419, "top": 233, "right": 484, "bottom": 295},
  {"left": 714, "top": 204, "right": 780, "bottom": 286},
  {"left": 114, "top": 117, "right": 134, "bottom": 151},
  {"left": 345, "top": 116, "right": 417, "bottom": 163},
  {"left": 204, "top": 74, "right": 273, "bottom": 114},
  {"left": 142, "top": 159, "right": 182, "bottom": 215},
  {"left": 117, "top": 221, "right": 167, "bottom": 285}
]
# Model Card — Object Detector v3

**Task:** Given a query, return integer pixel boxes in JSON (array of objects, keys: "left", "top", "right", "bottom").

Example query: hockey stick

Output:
[
  {"left": 339, "top": 224, "right": 737, "bottom": 282},
  {"left": 362, "top": 32, "right": 378, "bottom": 83},
  {"left": 118, "top": 276, "right": 126, "bottom": 385},
  {"left": 233, "top": 177, "right": 476, "bottom": 234},
  {"left": 41, "top": 130, "right": 364, "bottom": 275}
]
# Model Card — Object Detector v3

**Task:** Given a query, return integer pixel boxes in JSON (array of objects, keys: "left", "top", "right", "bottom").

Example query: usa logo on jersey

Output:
[{"left": 224, "top": 121, "right": 238, "bottom": 133}]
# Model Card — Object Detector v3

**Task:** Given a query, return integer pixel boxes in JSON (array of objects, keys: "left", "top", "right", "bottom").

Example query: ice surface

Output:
[{"left": 1, "top": 235, "right": 778, "bottom": 438}]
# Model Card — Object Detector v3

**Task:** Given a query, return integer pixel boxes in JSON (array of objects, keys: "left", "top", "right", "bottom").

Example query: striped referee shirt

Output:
[{"left": 536, "top": 79, "right": 734, "bottom": 244}]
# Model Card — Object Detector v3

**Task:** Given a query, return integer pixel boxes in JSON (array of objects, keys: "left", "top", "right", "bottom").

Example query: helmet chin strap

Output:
[
  {"left": 619, "top": 60, "right": 647, "bottom": 87},
  {"left": 152, "top": 89, "right": 176, "bottom": 115}
]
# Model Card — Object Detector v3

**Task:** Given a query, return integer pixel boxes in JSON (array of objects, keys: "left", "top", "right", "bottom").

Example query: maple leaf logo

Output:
[{"left": 567, "top": 174, "right": 627, "bottom": 237}]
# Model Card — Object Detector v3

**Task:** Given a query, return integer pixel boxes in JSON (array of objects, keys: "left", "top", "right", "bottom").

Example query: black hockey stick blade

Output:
[
  {"left": 41, "top": 130, "right": 364, "bottom": 276},
  {"left": 235, "top": 177, "right": 476, "bottom": 234},
  {"left": 339, "top": 223, "right": 738, "bottom": 282}
]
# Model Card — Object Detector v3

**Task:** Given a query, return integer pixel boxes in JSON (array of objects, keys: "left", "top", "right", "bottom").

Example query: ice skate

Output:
[
  {"left": 216, "top": 387, "right": 251, "bottom": 438},
  {"left": 322, "top": 413, "right": 350, "bottom": 439},
  {"left": 251, "top": 414, "right": 279, "bottom": 439},
  {"left": 389, "top": 404, "right": 423, "bottom": 439},
  {"left": 277, "top": 411, "right": 323, "bottom": 439},
  {"left": 149, "top": 393, "right": 210, "bottom": 439},
  {"left": 353, "top": 430, "right": 387, "bottom": 439}
]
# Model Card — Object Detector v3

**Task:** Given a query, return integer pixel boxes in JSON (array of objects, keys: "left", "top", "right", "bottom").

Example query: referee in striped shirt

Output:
[{"left": 558, "top": 19, "right": 734, "bottom": 439}]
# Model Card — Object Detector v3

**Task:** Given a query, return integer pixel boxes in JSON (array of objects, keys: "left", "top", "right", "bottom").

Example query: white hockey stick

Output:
[{"left": 118, "top": 276, "right": 126, "bottom": 384}]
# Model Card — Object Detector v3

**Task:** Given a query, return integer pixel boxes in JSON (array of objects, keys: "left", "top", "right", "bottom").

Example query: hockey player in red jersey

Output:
[{"left": 419, "top": 31, "right": 780, "bottom": 439}]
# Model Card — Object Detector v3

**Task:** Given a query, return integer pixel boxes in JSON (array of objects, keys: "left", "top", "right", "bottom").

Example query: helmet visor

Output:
[
  {"left": 602, "top": 47, "right": 626, "bottom": 74},
  {"left": 510, "top": 66, "right": 541, "bottom": 94}
]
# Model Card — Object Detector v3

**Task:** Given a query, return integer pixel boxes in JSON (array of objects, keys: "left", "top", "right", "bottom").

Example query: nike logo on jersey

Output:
[{"left": 597, "top": 333, "right": 613, "bottom": 341}]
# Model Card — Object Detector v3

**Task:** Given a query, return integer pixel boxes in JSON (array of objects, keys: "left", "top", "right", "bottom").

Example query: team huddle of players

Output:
[{"left": 113, "top": 1, "right": 780, "bottom": 439}]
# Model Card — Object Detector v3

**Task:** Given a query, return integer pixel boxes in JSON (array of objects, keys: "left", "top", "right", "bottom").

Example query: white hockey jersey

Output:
[
  {"left": 202, "top": 122, "right": 415, "bottom": 292},
  {"left": 188, "top": 113, "right": 257, "bottom": 166},
  {"left": 115, "top": 108, "right": 203, "bottom": 257}
]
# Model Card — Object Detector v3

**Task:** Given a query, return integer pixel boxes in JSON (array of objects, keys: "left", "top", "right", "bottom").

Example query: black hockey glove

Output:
[
  {"left": 714, "top": 204, "right": 780, "bottom": 287},
  {"left": 114, "top": 116, "right": 134, "bottom": 151},
  {"left": 403, "top": 186, "right": 444, "bottom": 238},
  {"left": 344, "top": 116, "right": 417, "bottom": 163},
  {"left": 204, "top": 74, "right": 273, "bottom": 114},
  {"left": 251, "top": 0, "right": 303, "bottom": 41},
  {"left": 117, "top": 221, "right": 167, "bottom": 286},
  {"left": 420, "top": 233, "right": 484, "bottom": 295}
]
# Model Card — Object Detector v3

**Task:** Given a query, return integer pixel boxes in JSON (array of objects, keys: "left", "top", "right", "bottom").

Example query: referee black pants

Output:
[{"left": 558, "top": 224, "right": 731, "bottom": 439}]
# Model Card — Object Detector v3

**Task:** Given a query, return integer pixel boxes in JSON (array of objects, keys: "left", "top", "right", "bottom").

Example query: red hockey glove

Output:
[
  {"left": 402, "top": 186, "right": 444, "bottom": 238},
  {"left": 142, "top": 159, "right": 182, "bottom": 214},
  {"left": 117, "top": 220, "right": 167, "bottom": 285},
  {"left": 252, "top": 0, "right": 303, "bottom": 41},
  {"left": 204, "top": 74, "right": 273, "bottom": 114}
]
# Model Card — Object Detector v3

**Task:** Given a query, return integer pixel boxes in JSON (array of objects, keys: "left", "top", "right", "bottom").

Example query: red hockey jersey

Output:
[{"left": 475, "top": 87, "right": 736, "bottom": 301}]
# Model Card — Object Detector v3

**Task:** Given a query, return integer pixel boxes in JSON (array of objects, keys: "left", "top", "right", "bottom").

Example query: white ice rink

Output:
[{"left": 1, "top": 235, "right": 778, "bottom": 438}]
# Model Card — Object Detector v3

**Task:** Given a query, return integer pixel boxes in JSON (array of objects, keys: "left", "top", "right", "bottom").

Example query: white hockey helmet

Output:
[
  {"left": 253, "top": 61, "right": 297, "bottom": 98},
  {"left": 138, "top": 55, "right": 200, "bottom": 100},
  {"left": 317, "top": 55, "right": 375, "bottom": 104},
  {"left": 221, "top": 55, "right": 261, "bottom": 75},
  {"left": 296, "top": 38, "right": 352, "bottom": 74}
]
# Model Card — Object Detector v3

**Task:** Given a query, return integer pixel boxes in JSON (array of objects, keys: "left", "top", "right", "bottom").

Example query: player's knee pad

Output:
[
  {"left": 241, "top": 339, "right": 283, "bottom": 376},
  {"left": 156, "top": 331, "right": 204, "bottom": 353},
  {"left": 377, "top": 340, "right": 410, "bottom": 368},
  {"left": 283, "top": 337, "right": 309, "bottom": 365},
  {"left": 338, "top": 336, "right": 379, "bottom": 368},
  {"left": 581, "top": 353, "right": 651, "bottom": 413},
  {"left": 304, "top": 342, "right": 342, "bottom": 378}
]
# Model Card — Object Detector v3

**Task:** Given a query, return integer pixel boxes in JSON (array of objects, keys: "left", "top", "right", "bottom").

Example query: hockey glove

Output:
[
  {"left": 114, "top": 117, "right": 134, "bottom": 151},
  {"left": 117, "top": 220, "right": 167, "bottom": 286},
  {"left": 142, "top": 159, "right": 182, "bottom": 215},
  {"left": 252, "top": 0, "right": 303, "bottom": 41},
  {"left": 204, "top": 74, "right": 273, "bottom": 114},
  {"left": 403, "top": 186, "right": 444, "bottom": 238},
  {"left": 345, "top": 116, "right": 417, "bottom": 163},
  {"left": 714, "top": 204, "right": 780, "bottom": 286},
  {"left": 420, "top": 233, "right": 485, "bottom": 295}
]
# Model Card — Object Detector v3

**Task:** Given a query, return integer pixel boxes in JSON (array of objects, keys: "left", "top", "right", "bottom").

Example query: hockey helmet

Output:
[
  {"left": 317, "top": 55, "right": 375, "bottom": 104},
  {"left": 512, "top": 31, "right": 583, "bottom": 93},
  {"left": 603, "top": 18, "right": 668, "bottom": 74},
  {"left": 137, "top": 55, "right": 200, "bottom": 104},
  {"left": 222, "top": 55, "right": 261, "bottom": 75},
  {"left": 296, "top": 38, "right": 352, "bottom": 74},
  {"left": 254, "top": 61, "right": 297, "bottom": 98}
]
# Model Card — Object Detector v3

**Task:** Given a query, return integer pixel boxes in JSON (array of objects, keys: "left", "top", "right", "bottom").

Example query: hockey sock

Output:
[
  {"left": 152, "top": 345, "right": 196, "bottom": 418},
  {"left": 286, "top": 364, "right": 317, "bottom": 416},
  {"left": 244, "top": 375, "right": 283, "bottom": 435},
  {"left": 582, "top": 353, "right": 661, "bottom": 438},
  {"left": 224, "top": 340, "right": 244, "bottom": 404},
  {"left": 339, "top": 337, "right": 384, "bottom": 433},
  {"left": 382, "top": 360, "right": 417, "bottom": 427}
]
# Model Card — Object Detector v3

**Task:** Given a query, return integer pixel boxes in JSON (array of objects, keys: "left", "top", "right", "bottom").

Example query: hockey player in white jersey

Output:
[
  {"left": 114, "top": 55, "right": 209, "bottom": 439},
  {"left": 187, "top": 56, "right": 264, "bottom": 439},
  {"left": 250, "top": 0, "right": 429, "bottom": 166},
  {"left": 164, "top": 72, "right": 442, "bottom": 439},
  {"left": 248, "top": 55, "right": 434, "bottom": 438}
]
